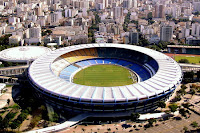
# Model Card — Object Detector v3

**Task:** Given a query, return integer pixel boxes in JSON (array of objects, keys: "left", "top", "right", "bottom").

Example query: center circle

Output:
[{"left": 72, "top": 64, "right": 138, "bottom": 87}]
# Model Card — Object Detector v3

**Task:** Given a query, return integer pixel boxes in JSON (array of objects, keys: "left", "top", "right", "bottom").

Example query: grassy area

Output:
[
  {"left": 174, "top": 55, "right": 200, "bottom": 64},
  {"left": 73, "top": 65, "right": 134, "bottom": 87}
]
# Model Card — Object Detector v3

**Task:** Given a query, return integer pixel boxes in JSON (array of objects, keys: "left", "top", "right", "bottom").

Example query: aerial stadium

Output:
[{"left": 28, "top": 43, "right": 183, "bottom": 113}]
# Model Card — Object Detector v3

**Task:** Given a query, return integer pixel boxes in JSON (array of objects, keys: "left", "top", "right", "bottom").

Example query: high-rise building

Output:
[
  {"left": 95, "top": 0, "right": 108, "bottom": 9},
  {"left": 129, "top": 32, "right": 139, "bottom": 44},
  {"left": 192, "top": 23, "right": 200, "bottom": 37},
  {"left": 160, "top": 26, "right": 173, "bottom": 42},
  {"left": 65, "top": 8, "right": 78, "bottom": 18},
  {"left": 132, "top": 0, "right": 137, "bottom": 8},
  {"left": 193, "top": 2, "right": 200, "bottom": 12},
  {"left": 154, "top": 4, "right": 165, "bottom": 18},
  {"left": 50, "top": 12, "right": 59, "bottom": 25},
  {"left": 26, "top": 25, "right": 41, "bottom": 44},
  {"left": 65, "top": 9, "right": 72, "bottom": 17},
  {"left": 50, "top": 11, "right": 62, "bottom": 25},
  {"left": 113, "top": 6, "right": 123, "bottom": 19},
  {"left": 172, "top": 5, "right": 181, "bottom": 18},
  {"left": 123, "top": 0, "right": 132, "bottom": 9},
  {"left": 29, "top": 26, "right": 41, "bottom": 38}
]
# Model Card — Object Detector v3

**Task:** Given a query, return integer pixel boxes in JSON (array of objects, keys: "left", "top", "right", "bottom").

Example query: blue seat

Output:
[
  {"left": 81, "top": 60, "right": 90, "bottom": 66},
  {"left": 59, "top": 65, "right": 79, "bottom": 80},
  {"left": 96, "top": 59, "right": 104, "bottom": 64},
  {"left": 75, "top": 62, "right": 85, "bottom": 67},
  {"left": 89, "top": 59, "right": 96, "bottom": 64},
  {"left": 117, "top": 60, "right": 130, "bottom": 66},
  {"left": 104, "top": 58, "right": 112, "bottom": 64},
  {"left": 110, "top": 59, "right": 119, "bottom": 64},
  {"left": 147, "top": 60, "right": 159, "bottom": 71}
]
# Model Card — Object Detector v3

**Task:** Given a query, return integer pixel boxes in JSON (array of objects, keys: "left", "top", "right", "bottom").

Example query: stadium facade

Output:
[{"left": 28, "top": 43, "right": 183, "bottom": 113}]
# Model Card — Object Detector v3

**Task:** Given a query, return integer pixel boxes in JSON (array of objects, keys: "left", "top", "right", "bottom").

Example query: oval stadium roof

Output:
[
  {"left": 0, "top": 46, "right": 51, "bottom": 62},
  {"left": 28, "top": 43, "right": 182, "bottom": 103}
]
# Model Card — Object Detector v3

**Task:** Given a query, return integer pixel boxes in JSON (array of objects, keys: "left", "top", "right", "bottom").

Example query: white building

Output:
[
  {"left": 113, "top": 7, "right": 123, "bottom": 20},
  {"left": 192, "top": 23, "right": 200, "bottom": 37},
  {"left": 65, "top": 8, "right": 78, "bottom": 18},
  {"left": 172, "top": 5, "right": 181, "bottom": 18},
  {"left": 26, "top": 25, "right": 41, "bottom": 44},
  {"left": 49, "top": 11, "right": 62, "bottom": 26},
  {"left": 53, "top": 36, "right": 62, "bottom": 45},
  {"left": 9, "top": 35, "right": 22, "bottom": 44},
  {"left": 5, "top": 26, "right": 16, "bottom": 34},
  {"left": 29, "top": 26, "right": 41, "bottom": 38},
  {"left": 8, "top": 17, "right": 20, "bottom": 25},
  {"left": 132, "top": 0, "right": 137, "bottom": 8},
  {"left": 99, "top": 23, "right": 107, "bottom": 32},
  {"left": 193, "top": 2, "right": 200, "bottom": 12},
  {"left": 130, "top": 12, "right": 138, "bottom": 20},
  {"left": 123, "top": 0, "right": 132, "bottom": 9}
]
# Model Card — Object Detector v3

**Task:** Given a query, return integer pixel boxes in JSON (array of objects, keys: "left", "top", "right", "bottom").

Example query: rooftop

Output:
[
  {"left": 0, "top": 46, "right": 51, "bottom": 62},
  {"left": 167, "top": 45, "right": 200, "bottom": 49}
]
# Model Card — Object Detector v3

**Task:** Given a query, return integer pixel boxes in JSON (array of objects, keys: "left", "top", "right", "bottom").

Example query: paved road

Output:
[
  {"left": 60, "top": 111, "right": 200, "bottom": 133},
  {"left": 0, "top": 86, "right": 20, "bottom": 108},
  {"left": 136, "top": 112, "right": 199, "bottom": 133},
  {"left": 28, "top": 113, "right": 90, "bottom": 133}
]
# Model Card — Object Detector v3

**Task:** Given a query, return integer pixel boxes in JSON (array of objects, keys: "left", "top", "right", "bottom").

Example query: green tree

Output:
[
  {"left": 123, "top": 24, "right": 128, "bottom": 32},
  {"left": 7, "top": 99, "right": 10, "bottom": 105},
  {"left": 197, "top": 70, "right": 200, "bottom": 81},
  {"left": 190, "top": 88, "right": 196, "bottom": 97},
  {"left": 157, "top": 41, "right": 169, "bottom": 50},
  {"left": 157, "top": 101, "right": 166, "bottom": 111},
  {"left": 148, "top": 118, "right": 156, "bottom": 127},
  {"left": 123, "top": 12, "right": 131, "bottom": 32},
  {"left": 39, "top": 105, "right": 46, "bottom": 112},
  {"left": 0, "top": 115, "right": 3, "bottom": 129},
  {"left": 166, "top": 14, "right": 172, "bottom": 20},
  {"left": 130, "top": 113, "right": 140, "bottom": 121},
  {"left": 147, "top": 12, "right": 152, "bottom": 20},
  {"left": 148, "top": 20, "right": 155, "bottom": 24},
  {"left": 94, "top": 12, "right": 101, "bottom": 24},
  {"left": 46, "top": 29, "right": 52, "bottom": 34},
  {"left": 190, "top": 121, "right": 198, "bottom": 128},
  {"left": 177, "top": 88, "right": 186, "bottom": 96},
  {"left": 0, "top": 34, "right": 12, "bottom": 46},
  {"left": 168, "top": 104, "right": 178, "bottom": 113},
  {"left": 5, "top": 112, "right": 17, "bottom": 121},
  {"left": 52, "top": 113, "right": 59, "bottom": 122},
  {"left": 183, "top": 126, "right": 188, "bottom": 132},
  {"left": 194, "top": 11, "right": 200, "bottom": 16},
  {"left": 179, "top": 108, "right": 187, "bottom": 117},
  {"left": 178, "top": 59, "right": 189, "bottom": 63},
  {"left": 10, "top": 120, "right": 20, "bottom": 130},
  {"left": 182, "top": 102, "right": 189, "bottom": 108},
  {"left": 181, "top": 84, "right": 187, "bottom": 90},
  {"left": 138, "top": 34, "right": 150, "bottom": 46},
  {"left": 2, "top": 118, "right": 9, "bottom": 130},
  {"left": 183, "top": 71, "right": 195, "bottom": 83},
  {"left": 82, "top": 128, "right": 86, "bottom": 132}
]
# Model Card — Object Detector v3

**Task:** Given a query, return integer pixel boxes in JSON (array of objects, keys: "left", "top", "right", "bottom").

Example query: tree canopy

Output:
[
  {"left": 130, "top": 112, "right": 140, "bottom": 121},
  {"left": 168, "top": 104, "right": 178, "bottom": 113},
  {"left": 157, "top": 101, "right": 166, "bottom": 109}
]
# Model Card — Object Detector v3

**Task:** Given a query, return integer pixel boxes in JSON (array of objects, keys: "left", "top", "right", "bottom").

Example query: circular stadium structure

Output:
[
  {"left": 0, "top": 46, "right": 51, "bottom": 63},
  {"left": 28, "top": 43, "right": 183, "bottom": 113}
]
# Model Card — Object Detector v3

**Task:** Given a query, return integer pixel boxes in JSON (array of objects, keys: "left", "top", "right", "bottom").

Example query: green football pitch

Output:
[
  {"left": 174, "top": 55, "right": 200, "bottom": 64},
  {"left": 73, "top": 65, "right": 135, "bottom": 87}
]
